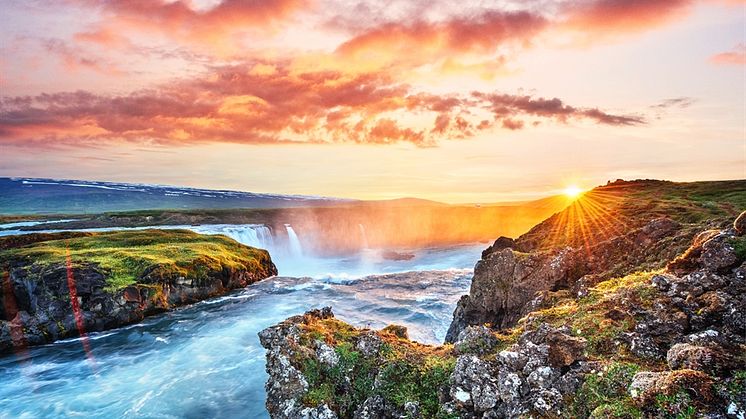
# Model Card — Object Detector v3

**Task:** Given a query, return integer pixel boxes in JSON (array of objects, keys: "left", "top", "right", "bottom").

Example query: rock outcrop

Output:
[
  {"left": 446, "top": 216, "right": 688, "bottom": 342},
  {"left": 0, "top": 230, "right": 277, "bottom": 353},
  {"left": 261, "top": 207, "right": 746, "bottom": 418}
]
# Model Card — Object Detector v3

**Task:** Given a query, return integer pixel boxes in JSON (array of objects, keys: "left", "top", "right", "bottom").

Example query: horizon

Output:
[
  {"left": 1, "top": 0, "right": 744, "bottom": 202},
  {"left": 4, "top": 175, "right": 746, "bottom": 206}
]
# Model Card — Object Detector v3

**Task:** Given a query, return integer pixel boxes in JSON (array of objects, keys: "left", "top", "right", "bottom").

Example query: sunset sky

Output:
[{"left": 1, "top": 0, "right": 744, "bottom": 202}]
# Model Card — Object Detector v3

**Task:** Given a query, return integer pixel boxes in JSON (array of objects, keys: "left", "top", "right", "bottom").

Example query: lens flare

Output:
[{"left": 563, "top": 185, "right": 583, "bottom": 199}]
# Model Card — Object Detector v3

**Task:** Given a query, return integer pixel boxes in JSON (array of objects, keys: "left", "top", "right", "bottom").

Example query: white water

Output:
[{"left": 284, "top": 224, "right": 303, "bottom": 258}]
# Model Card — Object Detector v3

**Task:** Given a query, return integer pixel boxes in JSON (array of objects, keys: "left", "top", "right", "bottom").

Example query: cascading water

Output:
[
  {"left": 285, "top": 224, "right": 303, "bottom": 258},
  {"left": 358, "top": 223, "right": 369, "bottom": 249},
  {"left": 191, "top": 224, "right": 275, "bottom": 252}
]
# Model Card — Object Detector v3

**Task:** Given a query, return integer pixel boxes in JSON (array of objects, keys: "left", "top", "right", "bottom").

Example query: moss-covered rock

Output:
[{"left": 0, "top": 229, "right": 276, "bottom": 353}]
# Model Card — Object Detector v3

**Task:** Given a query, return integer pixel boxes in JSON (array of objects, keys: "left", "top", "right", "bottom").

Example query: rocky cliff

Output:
[
  {"left": 259, "top": 180, "right": 746, "bottom": 418},
  {"left": 0, "top": 229, "right": 277, "bottom": 353},
  {"left": 446, "top": 179, "right": 744, "bottom": 341}
]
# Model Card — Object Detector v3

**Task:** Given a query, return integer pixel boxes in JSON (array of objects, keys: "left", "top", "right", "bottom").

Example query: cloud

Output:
[
  {"left": 651, "top": 97, "right": 696, "bottom": 111},
  {"left": 40, "top": 38, "right": 125, "bottom": 75},
  {"left": 561, "top": 0, "right": 694, "bottom": 35},
  {"left": 336, "top": 10, "right": 547, "bottom": 59},
  {"left": 710, "top": 44, "right": 746, "bottom": 65},
  {"left": 68, "top": 0, "right": 308, "bottom": 55},
  {"left": 474, "top": 92, "right": 644, "bottom": 126},
  {"left": 0, "top": 62, "right": 645, "bottom": 147}
]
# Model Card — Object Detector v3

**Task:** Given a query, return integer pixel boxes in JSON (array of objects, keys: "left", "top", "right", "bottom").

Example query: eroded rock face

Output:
[
  {"left": 446, "top": 247, "right": 582, "bottom": 342},
  {"left": 259, "top": 308, "right": 337, "bottom": 419},
  {"left": 446, "top": 217, "right": 689, "bottom": 342},
  {"left": 0, "top": 256, "right": 277, "bottom": 354}
]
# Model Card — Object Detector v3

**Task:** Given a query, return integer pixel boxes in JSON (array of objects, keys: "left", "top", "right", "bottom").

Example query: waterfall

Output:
[
  {"left": 192, "top": 224, "right": 274, "bottom": 251},
  {"left": 285, "top": 224, "right": 303, "bottom": 258},
  {"left": 358, "top": 223, "right": 369, "bottom": 249}
]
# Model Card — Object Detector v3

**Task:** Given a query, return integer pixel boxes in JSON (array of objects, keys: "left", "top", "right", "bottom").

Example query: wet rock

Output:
[{"left": 381, "top": 251, "right": 415, "bottom": 261}]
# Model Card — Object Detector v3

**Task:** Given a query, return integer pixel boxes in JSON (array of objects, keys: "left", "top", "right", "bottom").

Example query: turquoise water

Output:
[{"left": 0, "top": 243, "right": 480, "bottom": 418}]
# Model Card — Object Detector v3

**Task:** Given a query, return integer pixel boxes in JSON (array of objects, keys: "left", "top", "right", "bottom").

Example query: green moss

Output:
[
  {"left": 296, "top": 316, "right": 456, "bottom": 418},
  {"left": 731, "top": 237, "right": 746, "bottom": 262},
  {"left": 654, "top": 392, "right": 697, "bottom": 419},
  {"left": 300, "top": 342, "right": 377, "bottom": 416},
  {"left": 718, "top": 370, "right": 746, "bottom": 403},
  {"left": 524, "top": 271, "right": 662, "bottom": 360},
  {"left": 0, "top": 229, "right": 272, "bottom": 291},
  {"left": 571, "top": 362, "right": 642, "bottom": 418},
  {"left": 375, "top": 355, "right": 455, "bottom": 417}
]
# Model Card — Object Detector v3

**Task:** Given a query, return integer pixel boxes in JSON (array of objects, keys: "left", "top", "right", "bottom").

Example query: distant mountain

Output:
[{"left": 0, "top": 177, "right": 354, "bottom": 214}]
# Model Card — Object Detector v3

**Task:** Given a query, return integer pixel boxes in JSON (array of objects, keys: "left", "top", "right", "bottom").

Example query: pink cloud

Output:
[
  {"left": 0, "top": 63, "right": 645, "bottom": 148},
  {"left": 710, "top": 44, "right": 746, "bottom": 65}
]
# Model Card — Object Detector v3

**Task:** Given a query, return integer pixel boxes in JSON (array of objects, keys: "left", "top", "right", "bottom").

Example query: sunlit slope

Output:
[{"left": 515, "top": 179, "right": 746, "bottom": 253}]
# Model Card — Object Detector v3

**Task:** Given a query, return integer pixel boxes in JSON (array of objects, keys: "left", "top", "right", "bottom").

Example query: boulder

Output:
[
  {"left": 446, "top": 247, "right": 582, "bottom": 342},
  {"left": 481, "top": 236, "right": 515, "bottom": 258},
  {"left": 381, "top": 324, "right": 408, "bottom": 339},
  {"left": 666, "top": 343, "right": 735, "bottom": 375},
  {"left": 454, "top": 326, "right": 499, "bottom": 355}
]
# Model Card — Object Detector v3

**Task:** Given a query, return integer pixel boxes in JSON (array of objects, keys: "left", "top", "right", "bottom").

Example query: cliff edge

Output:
[{"left": 0, "top": 229, "right": 277, "bottom": 353}]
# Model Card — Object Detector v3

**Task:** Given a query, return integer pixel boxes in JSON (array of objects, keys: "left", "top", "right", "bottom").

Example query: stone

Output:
[
  {"left": 381, "top": 324, "right": 408, "bottom": 339},
  {"left": 455, "top": 325, "right": 499, "bottom": 355},
  {"left": 666, "top": 343, "right": 734, "bottom": 375}
]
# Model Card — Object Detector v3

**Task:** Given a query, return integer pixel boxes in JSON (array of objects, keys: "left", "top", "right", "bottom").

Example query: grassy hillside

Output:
[{"left": 516, "top": 179, "right": 745, "bottom": 253}]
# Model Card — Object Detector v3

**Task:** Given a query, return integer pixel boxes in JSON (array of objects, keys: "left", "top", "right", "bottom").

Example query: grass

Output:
[
  {"left": 521, "top": 271, "right": 660, "bottom": 360},
  {"left": 0, "top": 229, "right": 272, "bottom": 291},
  {"left": 518, "top": 180, "right": 746, "bottom": 253},
  {"left": 731, "top": 236, "right": 746, "bottom": 262},
  {"left": 571, "top": 362, "right": 642, "bottom": 418},
  {"left": 294, "top": 315, "right": 456, "bottom": 418}
]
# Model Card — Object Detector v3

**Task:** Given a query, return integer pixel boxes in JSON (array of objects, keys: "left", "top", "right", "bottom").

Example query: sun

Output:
[{"left": 563, "top": 185, "right": 584, "bottom": 199}]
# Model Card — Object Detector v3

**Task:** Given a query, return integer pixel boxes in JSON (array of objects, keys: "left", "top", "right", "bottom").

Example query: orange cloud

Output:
[
  {"left": 0, "top": 63, "right": 644, "bottom": 148},
  {"left": 336, "top": 10, "right": 546, "bottom": 69},
  {"left": 70, "top": 0, "right": 308, "bottom": 55},
  {"left": 710, "top": 44, "right": 746, "bottom": 65},
  {"left": 561, "top": 0, "right": 694, "bottom": 35}
]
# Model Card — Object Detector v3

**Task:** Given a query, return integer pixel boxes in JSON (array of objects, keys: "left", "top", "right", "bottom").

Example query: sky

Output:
[{"left": 0, "top": 0, "right": 744, "bottom": 203}]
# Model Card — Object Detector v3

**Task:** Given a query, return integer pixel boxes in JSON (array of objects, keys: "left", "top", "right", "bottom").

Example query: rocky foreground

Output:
[
  {"left": 260, "top": 180, "right": 745, "bottom": 418},
  {"left": 0, "top": 229, "right": 277, "bottom": 353}
]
